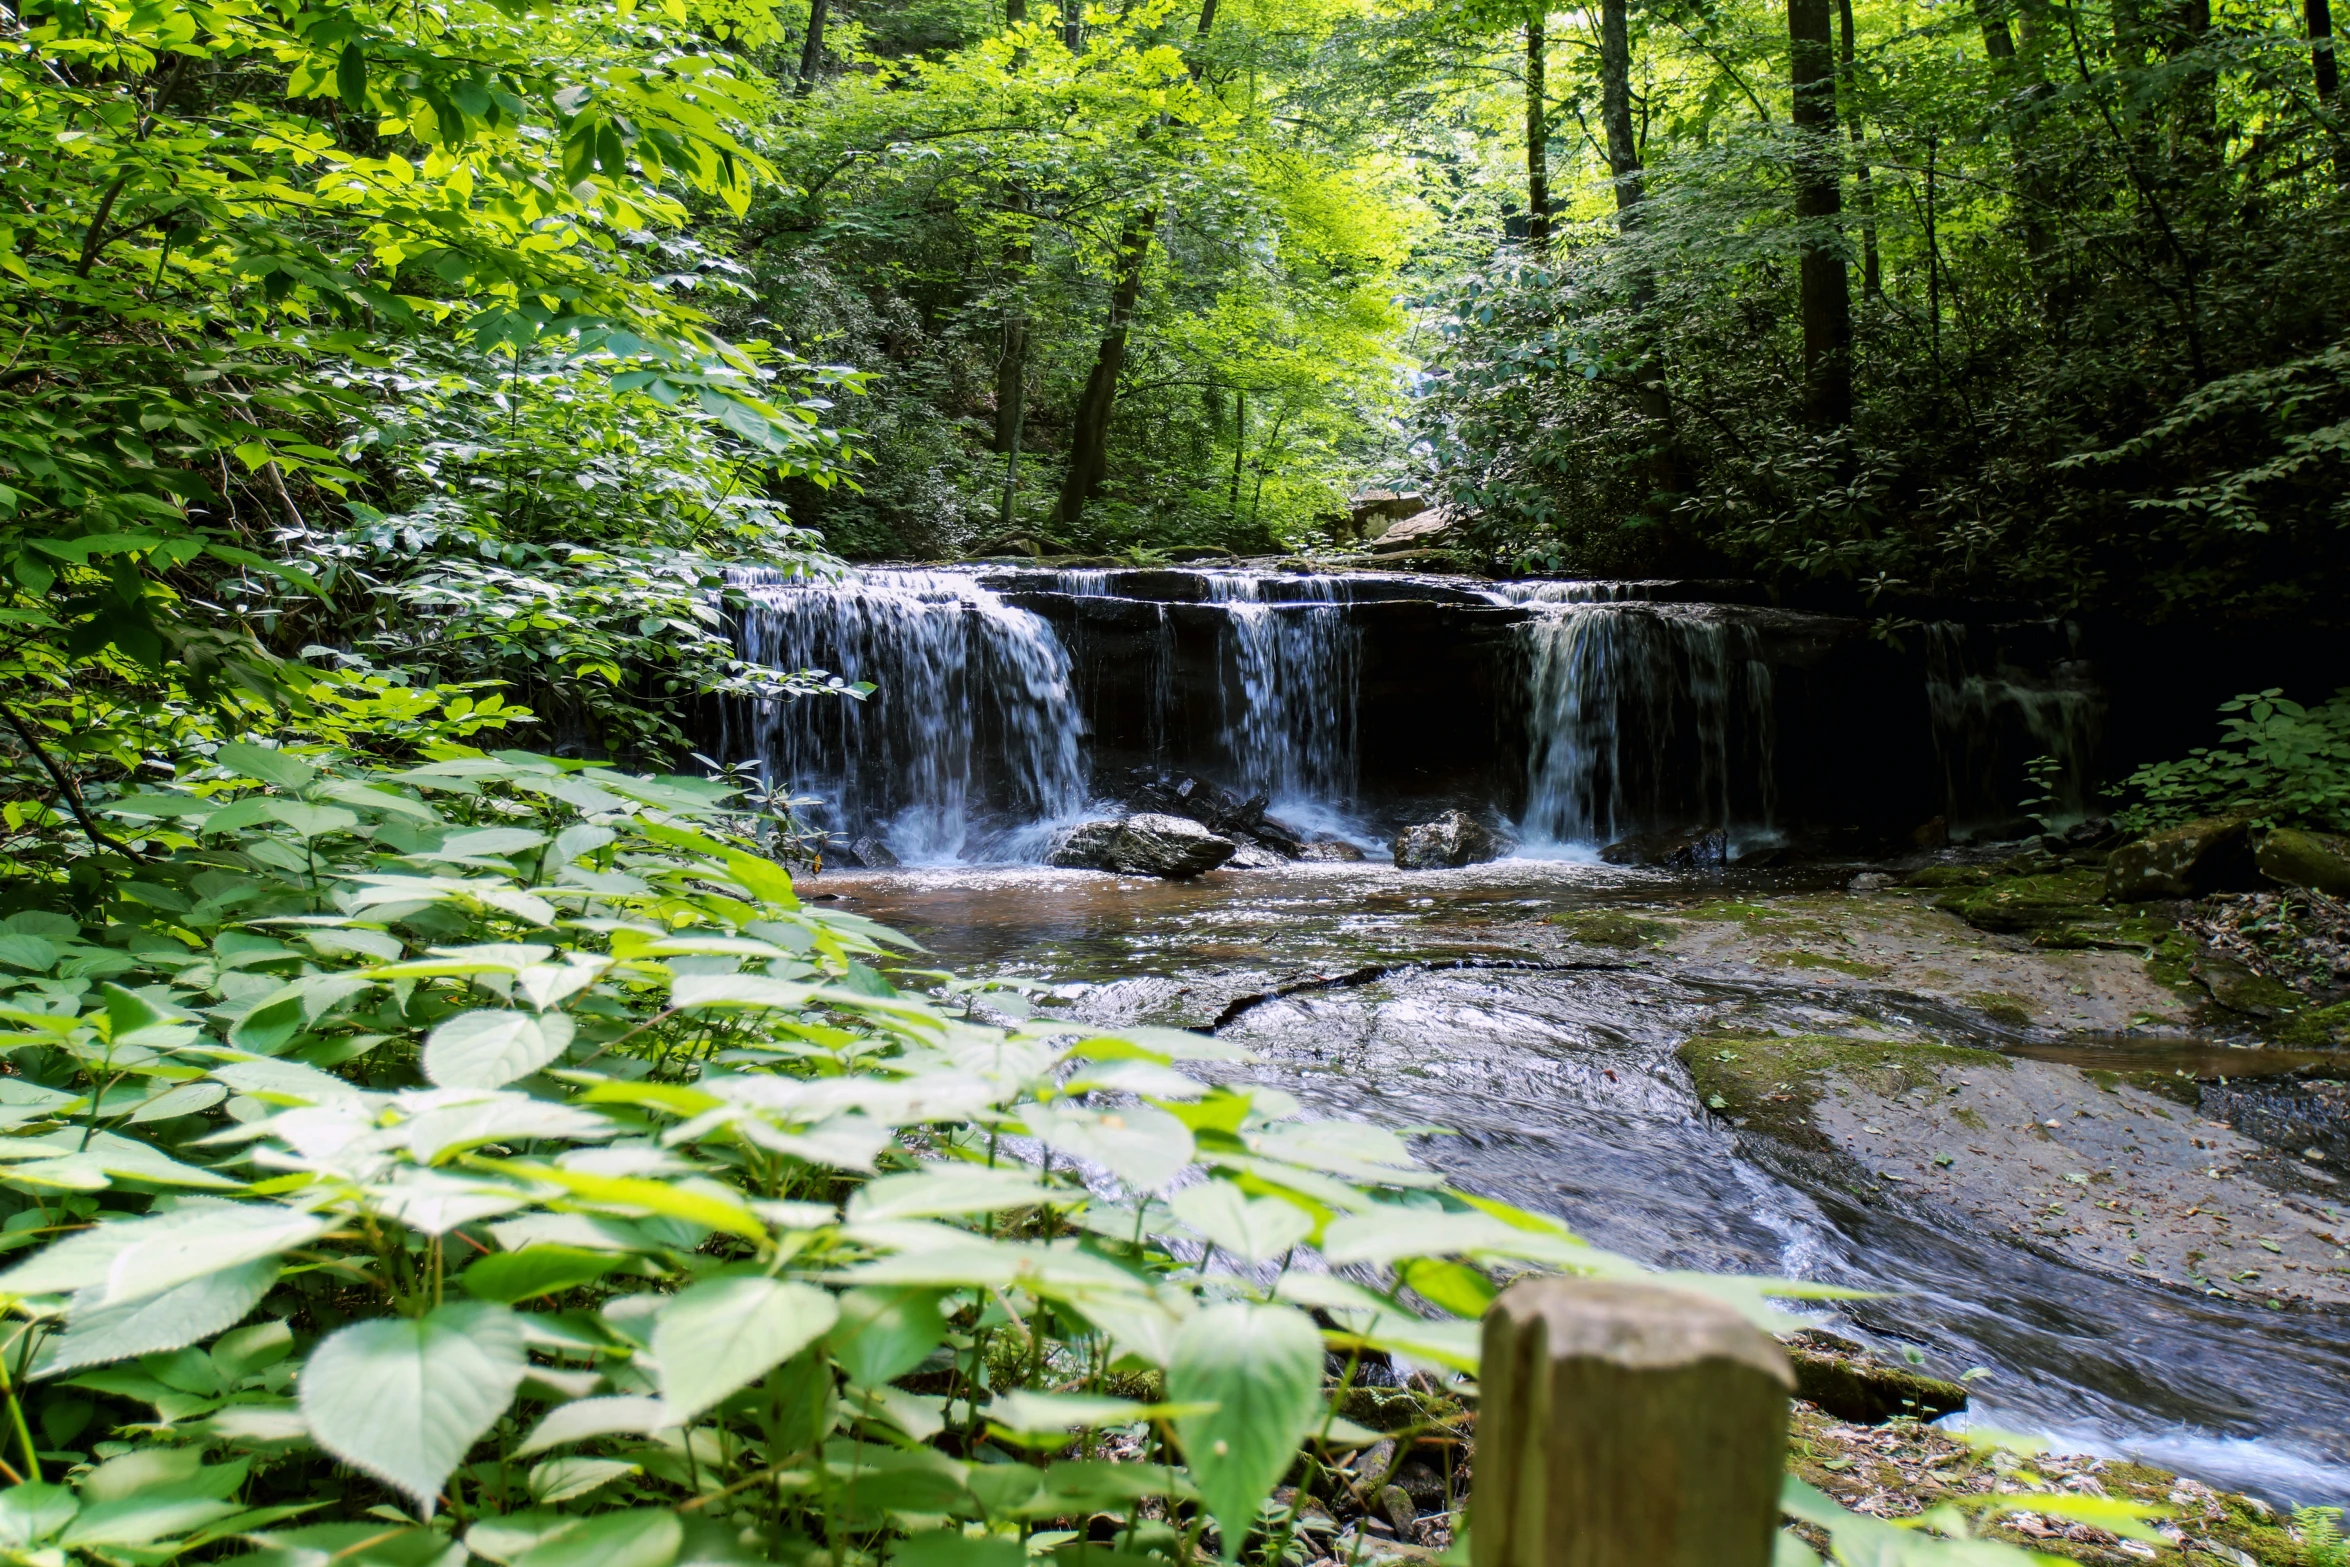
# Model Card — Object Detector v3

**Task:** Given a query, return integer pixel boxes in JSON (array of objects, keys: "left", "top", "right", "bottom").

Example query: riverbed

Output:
[{"left": 816, "top": 855, "right": 2350, "bottom": 1507}]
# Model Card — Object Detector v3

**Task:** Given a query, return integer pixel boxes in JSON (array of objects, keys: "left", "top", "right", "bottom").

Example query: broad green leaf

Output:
[
  {"left": 1168, "top": 1303, "right": 1324, "bottom": 1561},
  {"left": 219, "top": 743, "right": 317, "bottom": 791},
  {"left": 461, "top": 1245, "right": 621, "bottom": 1304},
  {"left": 1320, "top": 1205, "right": 1520, "bottom": 1266},
  {"left": 473, "top": 1160, "right": 766, "bottom": 1242},
  {"left": 236, "top": 1521, "right": 467, "bottom": 1567},
  {"left": 828, "top": 1286, "right": 946, "bottom": 1388},
  {"left": 1169, "top": 1181, "right": 1313, "bottom": 1264},
  {"left": 262, "top": 800, "right": 359, "bottom": 838},
  {"left": 527, "top": 1456, "right": 638, "bottom": 1504},
  {"left": 516, "top": 1395, "right": 676, "bottom": 1457},
  {"left": 298, "top": 1301, "right": 528, "bottom": 1516},
  {"left": 0, "top": 1483, "right": 77, "bottom": 1549},
  {"left": 89, "top": 1203, "right": 329, "bottom": 1310},
  {"left": 845, "top": 1166, "right": 1050, "bottom": 1223},
  {"left": 424, "top": 1009, "right": 575, "bottom": 1090},
  {"left": 892, "top": 1532, "right": 1026, "bottom": 1567},
  {"left": 652, "top": 1276, "right": 837, "bottom": 1422},
  {"left": 511, "top": 1507, "right": 681, "bottom": 1567},
  {"left": 1023, "top": 1103, "right": 1194, "bottom": 1193},
  {"left": 38, "top": 1259, "right": 276, "bottom": 1376}
]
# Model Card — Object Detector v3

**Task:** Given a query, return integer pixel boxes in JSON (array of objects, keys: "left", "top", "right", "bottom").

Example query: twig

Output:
[{"left": 0, "top": 703, "right": 148, "bottom": 865}]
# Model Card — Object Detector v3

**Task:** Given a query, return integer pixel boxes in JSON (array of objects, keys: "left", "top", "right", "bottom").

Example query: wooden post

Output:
[{"left": 1472, "top": 1277, "right": 1795, "bottom": 1567}]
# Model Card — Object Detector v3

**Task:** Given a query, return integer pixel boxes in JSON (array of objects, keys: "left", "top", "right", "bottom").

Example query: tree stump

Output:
[{"left": 1472, "top": 1276, "right": 1795, "bottom": 1567}]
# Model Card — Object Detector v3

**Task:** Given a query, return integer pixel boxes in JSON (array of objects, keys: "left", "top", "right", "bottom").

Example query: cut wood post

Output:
[{"left": 1472, "top": 1277, "right": 1795, "bottom": 1567}]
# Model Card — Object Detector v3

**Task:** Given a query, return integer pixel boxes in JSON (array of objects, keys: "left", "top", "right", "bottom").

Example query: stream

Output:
[{"left": 826, "top": 857, "right": 2350, "bottom": 1507}]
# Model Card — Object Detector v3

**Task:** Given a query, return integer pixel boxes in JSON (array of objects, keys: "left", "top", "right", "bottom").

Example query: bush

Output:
[{"left": 2116, "top": 688, "right": 2350, "bottom": 834}]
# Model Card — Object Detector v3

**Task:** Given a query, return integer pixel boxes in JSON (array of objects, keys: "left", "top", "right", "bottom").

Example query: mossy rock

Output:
[
  {"left": 2105, "top": 815, "right": 2260, "bottom": 901},
  {"left": 1678, "top": 1032, "right": 2008, "bottom": 1147},
  {"left": 1932, "top": 869, "right": 2108, "bottom": 934},
  {"left": 2258, "top": 826, "right": 2350, "bottom": 897},
  {"left": 1337, "top": 1383, "right": 1464, "bottom": 1434},
  {"left": 1542, "top": 910, "right": 1676, "bottom": 949},
  {"left": 1786, "top": 1347, "right": 1968, "bottom": 1424},
  {"left": 1763, "top": 950, "right": 1888, "bottom": 978},
  {"left": 1900, "top": 864, "right": 1999, "bottom": 890},
  {"left": 2279, "top": 999, "right": 2350, "bottom": 1048}
]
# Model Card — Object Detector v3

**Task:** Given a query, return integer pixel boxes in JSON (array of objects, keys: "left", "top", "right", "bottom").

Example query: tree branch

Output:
[{"left": 0, "top": 704, "right": 148, "bottom": 866}]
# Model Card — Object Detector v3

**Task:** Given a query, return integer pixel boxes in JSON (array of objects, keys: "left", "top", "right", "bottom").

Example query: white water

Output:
[
  {"left": 1925, "top": 622, "right": 2104, "bottom": 829},
  {"left": 728, "top": 568, "right": 1090, "bottom": 862},
  {"left": 1204, "top": 573, "right": 1362, "bottom": 815}
]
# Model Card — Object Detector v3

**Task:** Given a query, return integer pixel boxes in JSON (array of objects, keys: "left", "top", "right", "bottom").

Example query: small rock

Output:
[
  {"left": 1298, "top": 839, "right": 1367, "bottom": 863},
  {"left": 1047, "top": 814, "right": 1237, "bottom": 879},
  {"left": 848, "top": 835, "right": 899, "bottom": 868},
  {"left": 1392, "top": 811, "right": 1507, "bottom": 870},
  {"left": 2255, "top": 826, "right": 2350, "bottom": 897},
  {"left": 2189, "top": 953, "right": 2301, "bottom": 1018},
  {"left": 1375, "top": 1484, "right": 1417, "bottom": 1536},
  {"left": 1601, "top": 828, "right": 1729, "bottom": 869},
  {"left": 1223, "top": 841, "right": 1289, "bottom": 870},
  {"left": 1368, "top": 509, "right": 1456, "bottom": 552},
  {"left": 2104, "top": 816, "right": 2261, "bottom": 901},
  {"left": 1784, "top": 1344, "right": 1969, "bottom": 1424},
  {"left": 1847, "top": 871, "right": 1897, "bottom": 892}
]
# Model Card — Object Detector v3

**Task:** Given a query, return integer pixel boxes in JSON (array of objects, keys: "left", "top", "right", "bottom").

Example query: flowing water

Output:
[{"left": 826, "top": 858, "right": 2350, "bottom": 1506}]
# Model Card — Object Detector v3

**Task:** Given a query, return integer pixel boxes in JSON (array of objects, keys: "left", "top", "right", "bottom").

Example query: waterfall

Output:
[
  {"left": 728, "top": 568, "right": 1089, "bottom": 862},
  {"left": 1924, "top": 623, "right": 2103, "bottom": 828},
  {"left": 1203, "top": 574, "right": 1361, "bottom": 810},
  {"left": 1515, "top": 603, "right": 1777, "bottom": 849}
]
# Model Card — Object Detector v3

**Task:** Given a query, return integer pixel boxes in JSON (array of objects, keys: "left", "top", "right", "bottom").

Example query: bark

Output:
[
  {"left": 1525, "top": 15, "right": 1549, "bottom": 244},
  {"left": 1788, "top": 0, "right": 1851, "bottom": 429},
  {"left": 795, "top": 0, "right": 828, "bottom": 95},
  {"left": 2311, "top": 0, "right": 2343, "bottom": 182},
  {"left": 1835, "top": 0, "right": 1879, "bottom": 298},
  {"left": 1972, "top": 0, "right": 2017, "bottom": 62},
  {"left": 1050, "top": 0, "right": 1219, "bottom": 526},
  {"left": 1600, "top": 0, "right": 1682, "bottom": 499}
]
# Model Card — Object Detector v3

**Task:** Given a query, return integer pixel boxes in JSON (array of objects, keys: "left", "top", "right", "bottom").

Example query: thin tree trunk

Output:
[
  {"left": 796, "top": 0, "right": 828, "bottom": 95},
  {"left": 1051, "top": 0, "right": 1219, "bottom": 527},
  {"left": 1836, "top": 0, "right": 1880, "bottom": 298},
  {"left": 1600, "top": 0, "right": 1681, "bottom": 499},
  {"left": 1525, "top": 13, "right": 1549, "bottom": 244},
  {"left": 2311, "top": 0, "right": 2343, "bottom": 180},
  {"left": 1973, "top": 0, "right": 2018, "bottom": 61},
  {"left": 1230, "top": 390, "right": 1245, "bottom": 516},
  {"left": 1788, "top": 0, "right": 1851, "bottom": 429}
]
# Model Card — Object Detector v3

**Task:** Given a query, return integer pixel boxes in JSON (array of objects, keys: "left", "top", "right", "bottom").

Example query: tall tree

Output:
[
  {"left": 1526, "top": 11, "right": 1551, "bottom": 244},
  {"left": 1835, "top": 0, "right": 1880, "bottom": 298},
  {"left": 1786, "top": 0, "right": 1850, "bottom": 429},
  {"left": 797, "top": 0, "right": 829, "bottom": 95},
  {"left": 1599, "top": 0, "right": 1681, "bottom": 497},
  {"left": 1055, "top": 0, "right": 1220, "bottom": 527}
]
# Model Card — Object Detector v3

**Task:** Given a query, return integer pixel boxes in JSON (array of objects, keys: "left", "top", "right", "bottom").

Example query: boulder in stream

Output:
[
  {"left": 1600, "top": 828, "right": 1729, "bottom": 869},
  {"left": 1780, "top": 1330, "right": 1969, "bottom": 1425},
  {"left": 2104, "top": 815, "right": 2260, "bottom": 900},
  {"left": 1048, "top": 813, "right": 1236, "bottom": 878},
  {"left": 2256, "top": 826, "right": 2350, "bottom": 897},
  {"left": 1391, "top": 811, "right": 1506, "bottom": 869}
]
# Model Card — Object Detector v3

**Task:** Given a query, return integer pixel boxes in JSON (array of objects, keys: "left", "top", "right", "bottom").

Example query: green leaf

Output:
[
  {"left": 515, "top": 1395, "right": 675, "bottom": 1457},
  {"left": 1168, "top": 1303, "right": 1324, "bottom": 1561},
  {"left": 526, "top": 1456, "right": 638, "bottom": 1504},
  {"left": 336, "top": 42, "right": 368, "bottom": 107},
  {"left": 846, "top": 1167, "right": 1049, "bottom": 1223},
  {"left": 1168, "top": 1181, "right": 1313, "bottom": 1264},
  {"left": 828, "top": 1286, "right": 946, "bottom": 1388},
  {"left": 892, "top": 1531, "right": 1026, "bottom": 1567},
  {"left": 83, "top": 1202, "right": 329, "bottom": 1310},
  {"left": 424, "top": 1009, "right": 576, "bottom": 1090},
  {"left": 297, "top": 1301, "right": 528, "bottom": 1516},
  {"left": 38, "top": 1259, "right": 276, "bottom": 1376},
  {"left": 218, "top": 743, "right": 316, "bottom": 791},
  {"left": 512, "top": 1507, "right": 681, "bottom": 1567},
  {"left": 262, "top": 799, "right": 360, "bottom": 839},
  {"left": 0, "top": 1483, "right": 78, "bottom": 1550},
  {"left": 1023, "top": 1103, "right": 1194, "bottom": 1193},
  {"left": 461, "top": 1245, "right": 621, "bottom": 1304},
  {"left": 652, "top": 1276, "right": 837, "bottom": 1423}
]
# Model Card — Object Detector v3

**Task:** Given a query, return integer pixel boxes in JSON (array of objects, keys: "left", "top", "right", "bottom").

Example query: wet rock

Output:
[
  {"left": 849, "top": 835, "right": 899, "bottom": 869},
  {"left": 1375, "top": 1485, "right": 1417, "bottom": 1535},
  {"left": 2256, "top": 827, "right": 2350, "bottom": 897},
  {"left": 1780, "top": 1332, "right": 1969, "bottom": 1424},
  {"left": 1367, "top": 509, "right": 1456, "bottom": 552},
  {"left": 1847, "top": 871, "right": 1897, "bottom": 892},
  {"left": 1298, "top": 840, "right": 1367, "bottom": 863},
  {"left": 1933, "top": 869, "right": 2109, "bottom": 936},
  {"left": 1048, "top": 814, "right": 1236, "bottom": 879},
  {"left": 1543, "top": 909, "right": 1675, "bottom": 949},
  {"left": 1129, "top": 774, "right": 1303, "bottom": 857},
  {"left": 1392, "top": 811, "right": 1506, "bottom": 869},
  {"left": 1910, "top": 815, "right": 1951, "bottom": 849},
  {"left": 2105, "top": 816, "right": 2260, "bottom": 901},
  {"left": 2204, "top": 1078, "right": 2350, "bottom": 1163},
  {"left": 2189, "top": 953, "right": 2303, "bottom": 1018},
  {"left": 1600, "top": 828, "right": 1729, "bottom": 868},
  {"left": 1223, "top": 841, "right": 1290, "bottom": 870}
]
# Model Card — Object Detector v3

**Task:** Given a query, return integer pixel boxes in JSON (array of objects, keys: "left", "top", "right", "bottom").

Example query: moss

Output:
[
  {"left": 2278, "top": 999, "right": 2350, "bottom": 1048},
  {"left": 1933, "top": 869, "right": 2108, "bottom": 935},
  {"left": 1767, "top": 950, "right": 1890, "bottom": 978},
  {"left": 1968, "top": 992, "right": 2036, "bottom": 1027},
  {"left": 1951, "top": 1106, "right": 1988, "bottom": 1132},
  {"left": 1542, "top": 910, "right": 1676, "bottom": 949},
  {"left": 1679, "top": 1031, "right": 2009, "bottom": 1147},
  {"left": 1900, "top": 865, "right": 1999, "bottom": 889}
]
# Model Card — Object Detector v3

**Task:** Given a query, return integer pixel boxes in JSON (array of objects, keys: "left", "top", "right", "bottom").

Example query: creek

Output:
[{"left": 720, "top": 565, "right": 2350, "bottom": 1506}]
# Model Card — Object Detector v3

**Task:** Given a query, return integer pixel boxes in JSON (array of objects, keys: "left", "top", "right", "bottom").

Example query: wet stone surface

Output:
[{"left": 819, "top": 856, "right": 2350, "bottom": 1504}]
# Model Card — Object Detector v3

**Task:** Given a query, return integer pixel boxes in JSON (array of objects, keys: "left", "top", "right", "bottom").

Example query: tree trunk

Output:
[
  {"left": 1972, "top": 0, "right": 2017, "bottom": 62},
  {"left": 795, "top": 0, "right": 828, "bottom": 95},
  {"left": 1601, "top": 0, "right": 1682, "bottom": 502},
  {"left": 1050, "top": 0, "right": 1219, "bottom": 527},
  {"left": 1525, "top": 14, "right": 1549, "bottom": 244},
  {"left": 1788, "top": 0, "right": 1851, "bottom": 429},
  {"left": 1836, "top": 0, "right": 1880, "bottom": 298},
  {"left": 995, "top": 292, "right": 1029, "bottom": 457},
  {"left": 2311, "top": 0, "right": 2343, "bottom": 181}
]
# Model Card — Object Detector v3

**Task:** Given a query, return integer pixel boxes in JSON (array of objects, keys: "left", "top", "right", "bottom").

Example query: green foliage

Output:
[
  {"left": 2117, "top": 689, "right": 2350, "bottom": 834},
  {"left": 2297, "top": 1505, "right": 2349, "bottom": 1567},
  {"left": 0, "top": 745, "right": 2064, "bottom": 1565}
]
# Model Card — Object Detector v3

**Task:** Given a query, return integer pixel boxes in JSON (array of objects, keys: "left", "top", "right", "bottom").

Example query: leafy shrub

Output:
[
  {"left": 0, "top": 743, "right": 2153, "bottom": 1567},
  {"left": 2116, "top": 688, "right": 2350, "bottom": 834}
]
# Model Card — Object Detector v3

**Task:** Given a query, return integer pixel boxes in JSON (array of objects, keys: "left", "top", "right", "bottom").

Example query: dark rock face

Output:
[
  {"left": 1601, "top": 828, "right": 1729, "bottom": 869},
  {"left": 2105, "top": 817, "right": 2261, "bottom": 901},
  {"left": 1782, "top": 1333, "right": 1970, "bottom": 1425},
  {"left": 1128, "top": 774, "right": 1303, "bottom": 857},
  {"left": 2258, "top": 827, "right": 2350, "bottom": 897},
  {"left": 1047, "top": 813, "right": 1236, "bottom": 878},
  {"left": 1392, "top": 811, "right": 1506, "bottom": 869}
]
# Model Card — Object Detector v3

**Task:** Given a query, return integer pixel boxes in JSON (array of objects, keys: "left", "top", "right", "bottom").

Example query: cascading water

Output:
[
  {"left": 1512, "top": 600, "right": 1777, "bottom": 850},
  {"left": 727, "top": 568, "right": 1089, "bottom": 862},
  {"left": 1925, "top": 622, "right": 2104, "bottom": 828},
  {"left": 1204, "top": 574, "right": 1362, "bottom": 811}
]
